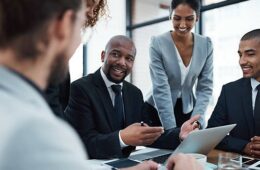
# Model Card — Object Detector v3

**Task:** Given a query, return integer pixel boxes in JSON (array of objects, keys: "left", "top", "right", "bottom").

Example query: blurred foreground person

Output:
[
  {"left": 0, "top": 0, "right": 202, "bottom": 169},
  {"left": 45, "top": 0, "right": 108, "bottom": 118}
]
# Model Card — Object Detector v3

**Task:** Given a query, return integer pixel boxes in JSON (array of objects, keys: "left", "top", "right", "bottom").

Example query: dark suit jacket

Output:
[
  {"left": 207, "top": 78, "right": 254, "bottom": 153},
  {"left": 45, "top": 73, "right": 70, "bottom": 118},
  {"left": 64, "top": 69, "right": 180, "bottom": 159}
]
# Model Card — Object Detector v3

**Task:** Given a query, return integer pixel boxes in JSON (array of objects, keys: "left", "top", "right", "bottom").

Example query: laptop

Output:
[
  {"left": 129, "top": 124, "right": 236, "bottom": 164},
  {"left": 173, "top": 124, "right": 236, "bottom": 155}
]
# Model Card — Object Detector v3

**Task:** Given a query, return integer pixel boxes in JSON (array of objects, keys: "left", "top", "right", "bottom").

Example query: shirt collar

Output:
[
  {"left": 100, "top": 68, "right": 123, "bottom": 88},
  {"left": 6, "top": 67, "right": 46, "bottom": 100},
  {"left": 251, "top": 78, "right": 260, "bottom": 91}
]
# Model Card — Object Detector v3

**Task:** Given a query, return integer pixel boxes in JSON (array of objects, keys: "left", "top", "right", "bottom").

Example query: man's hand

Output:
[
  {"left": 121, "top": 160, "right": 158, "bottom": 170},
  {"left": 120, "top": 123, "right": 164, "bottom": 146},
  {"left": 179, "top": 115, "right": 200, "bottom": 141},
  {"left": 245, "top": 136, "right": 260, "bottom": 158},
  {"left": 243, "top": 142, "right": 252, "bottom": 156},
  {"left": 166, "top": 153, "right": 203, "bottom": 170}
]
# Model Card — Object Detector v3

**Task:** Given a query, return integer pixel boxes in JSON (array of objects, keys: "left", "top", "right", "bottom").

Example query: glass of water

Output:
[{"left": 218, "top": 152, "right": 242, "bottom": 169}]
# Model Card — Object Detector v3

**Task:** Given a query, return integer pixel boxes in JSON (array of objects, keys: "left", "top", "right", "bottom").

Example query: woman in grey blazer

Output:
[{"left": 147, "top": 0, "right": 213, "bottom": 130}]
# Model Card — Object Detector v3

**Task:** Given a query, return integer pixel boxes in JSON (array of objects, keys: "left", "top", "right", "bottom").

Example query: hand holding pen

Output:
[{"left": 120, "top": 122, "right": 164, "bottom": 146}]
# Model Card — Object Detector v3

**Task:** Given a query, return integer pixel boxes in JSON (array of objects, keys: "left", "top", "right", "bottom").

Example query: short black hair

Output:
[
  {"left": 0, "top": 0, "right": 82, "bottom": 59},
  {"left": 241, "top": 29, "right": 260, "bottom": 41},
  {"left": 170, "top": 0, "right": 201, "bottom": 18}
]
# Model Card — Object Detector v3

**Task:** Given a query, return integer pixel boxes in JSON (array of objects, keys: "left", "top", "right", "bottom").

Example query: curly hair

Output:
[{"left": 84, "top": 0, "right": 108, "bottom": 28}]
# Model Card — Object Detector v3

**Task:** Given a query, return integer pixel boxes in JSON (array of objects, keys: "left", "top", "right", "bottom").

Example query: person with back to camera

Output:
[
  {"left": 146, "top": 0, "right": 213, "bottom": 130},
  {"left": 0, "top": 0, "right": 202, "bottom": 169},
  {"left": 45, "top": 0, "right": 107, "bottom": 118}
]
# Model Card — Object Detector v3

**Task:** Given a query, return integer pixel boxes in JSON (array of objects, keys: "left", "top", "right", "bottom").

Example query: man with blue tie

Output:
[
  {"left": 64, "top": 35, "right": 200, "bottom": 159},
  {"left": 208, "top": 29, "right": 260, "bottom": 158}
]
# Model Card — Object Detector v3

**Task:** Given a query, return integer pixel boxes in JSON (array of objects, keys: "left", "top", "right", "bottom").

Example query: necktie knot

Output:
[{"left": 111, "top": 85, "right": 122, "bottom": 94}]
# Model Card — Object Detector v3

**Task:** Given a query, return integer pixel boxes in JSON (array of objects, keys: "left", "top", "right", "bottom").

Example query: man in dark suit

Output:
[
  {"left": 64, "top": 35, "right": 200, "bottom": 159},
  {"left": 208, "top": 29, "right": 260, "bottom": 158}
]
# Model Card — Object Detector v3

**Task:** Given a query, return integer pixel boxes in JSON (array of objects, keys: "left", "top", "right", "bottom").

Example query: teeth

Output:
[
  {"left": 179, "top": 28, "right": 187, "bottom": 32},
  {"left": 113, "top": 67, "right": 124, "bottom": 73},
  {"left": 242, "top": 66, "right": 251, "bottom": 71}
]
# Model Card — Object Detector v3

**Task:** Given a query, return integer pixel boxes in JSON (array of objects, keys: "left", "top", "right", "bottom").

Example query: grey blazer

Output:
[
  {"left": 0, "top": 67, "right": 107, "bottom": 170},
  {"left": 147, "top": 31, "right": 213, "bottom": 130}
]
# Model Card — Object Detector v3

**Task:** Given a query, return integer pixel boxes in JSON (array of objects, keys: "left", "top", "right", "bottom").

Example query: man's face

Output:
[
  {"left": 101, "top": 40, "right": 135, "bottom": 83},
  {"left": 48, "top": 6, "right": 85, "bottom": 85},
  {"left": 238, "top": 38, "right": 260, "bottom": 82}
]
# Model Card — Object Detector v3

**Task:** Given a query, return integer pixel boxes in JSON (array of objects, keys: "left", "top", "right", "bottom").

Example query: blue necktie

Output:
[
  {"left": 111, "top": 85, "right": 124, "bottom": 129},
  {"left": 254, "top": 84, "right": 260, "bottom": 135}
]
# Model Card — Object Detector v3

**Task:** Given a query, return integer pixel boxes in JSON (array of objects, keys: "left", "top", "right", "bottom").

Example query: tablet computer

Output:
[{"left": 173, "top": 124, "right": 236, "bottom": 155}]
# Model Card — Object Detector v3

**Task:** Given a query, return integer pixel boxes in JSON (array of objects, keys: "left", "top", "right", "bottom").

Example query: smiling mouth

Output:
[
  {"left": 241, "top": 65, "right": 252, "bottom": 73},
  {"left": 179, "top": 28, "right": 187, "bottom": 32},
  {"left": 111, "top": 67, "right": 126, "bottom": 76}
]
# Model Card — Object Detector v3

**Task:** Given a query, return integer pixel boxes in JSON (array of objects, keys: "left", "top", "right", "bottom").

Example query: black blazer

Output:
[
  {"left": 208, "top": 78, "right": 254, "bottom": 153},
  {"left": 64, "top": 69, "right": 144, "bottom": 159},
  {"left": 45, "top": 73, "right": 70, "bottom": 118},
  {"left": 64, "top": 69, "right": 180, "bottom": 159}
]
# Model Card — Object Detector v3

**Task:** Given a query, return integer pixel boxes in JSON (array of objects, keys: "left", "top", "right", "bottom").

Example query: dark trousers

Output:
[{"left": 174, "top": 98, "right": 192, "bottom": 127}]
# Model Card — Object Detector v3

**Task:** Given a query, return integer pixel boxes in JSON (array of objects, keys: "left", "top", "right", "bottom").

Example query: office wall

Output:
[{"left": 86, "top": 0, "right": 126, "bottom": 75}]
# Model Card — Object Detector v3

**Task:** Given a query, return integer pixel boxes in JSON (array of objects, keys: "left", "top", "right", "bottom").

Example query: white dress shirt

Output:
[
  {"left": 251, "top": 78, "right": 260, "bottom": 113},
  {"left": 175, "top": 44, "right": 192, "bottom": 98}
]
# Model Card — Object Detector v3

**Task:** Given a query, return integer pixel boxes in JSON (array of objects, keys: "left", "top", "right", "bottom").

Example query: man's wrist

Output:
[{"left": 119, "top": 130, "right": 128, "bottom": 148}]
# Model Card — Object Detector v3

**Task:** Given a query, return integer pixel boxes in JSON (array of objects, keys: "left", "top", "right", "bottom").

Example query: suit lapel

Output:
[
  {"left": 122, "top": 83, "right": 133, "bottom": 126},
  {"left": 93, "top": 69, "right": 117, "bottom": 130},
  {"left": 167, "top": 32, "right": 182, "bottom": 85},
  {"left": 241, "top": 78, "right": 254, "bottom": 136}
]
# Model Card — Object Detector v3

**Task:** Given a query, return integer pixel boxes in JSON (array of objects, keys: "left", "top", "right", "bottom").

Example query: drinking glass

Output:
[{"left": 218, "top": 152, "right": 242, "bottom": 170}]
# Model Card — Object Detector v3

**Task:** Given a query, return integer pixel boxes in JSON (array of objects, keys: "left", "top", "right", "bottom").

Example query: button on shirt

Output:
[{"left": 100, "top": 69, "right": 128, "bottom": 148}]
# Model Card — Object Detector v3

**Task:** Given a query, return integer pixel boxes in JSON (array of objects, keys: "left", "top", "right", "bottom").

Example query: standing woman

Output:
[{"left": 147, "top": 0, "right": 213, "bottom": 130}]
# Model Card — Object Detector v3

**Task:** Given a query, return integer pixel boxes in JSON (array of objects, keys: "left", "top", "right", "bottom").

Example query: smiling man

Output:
[
  {"left": 208, "top": 29, "right": 260, "bottom": 158},
  {"left": 64, "top": 35, "right": 200, "bottom": 159}
]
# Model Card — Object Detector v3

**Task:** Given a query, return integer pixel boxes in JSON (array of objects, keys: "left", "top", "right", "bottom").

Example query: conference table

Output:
[
  {"left": 86, "top": 148, "right": 257, "bottom": 169},
  {"left": 86, "top": 147, "right": 222, "bottom": 169}
]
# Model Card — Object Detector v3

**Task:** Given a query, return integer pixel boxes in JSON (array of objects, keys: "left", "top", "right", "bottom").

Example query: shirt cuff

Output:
[{"left": 119, "top": 130, "right": 128, "bottom": 148}]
